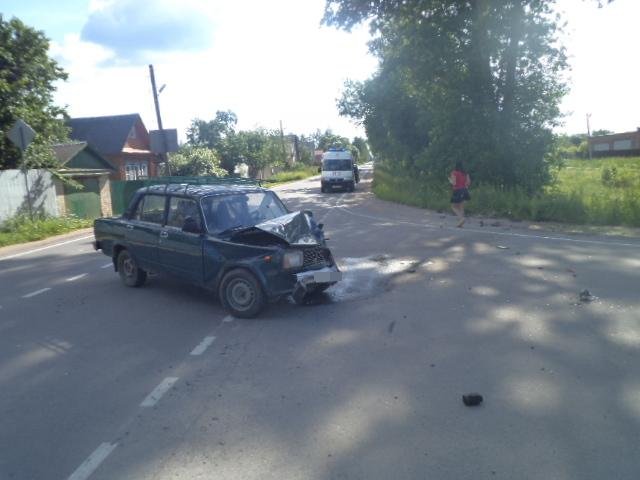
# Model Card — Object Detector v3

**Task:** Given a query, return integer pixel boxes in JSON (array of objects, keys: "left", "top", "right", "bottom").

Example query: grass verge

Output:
[
  {"left": 0, "top": 215, "right": 93, "bottom": 248},
  {"left": 373, "top": 157, "right": 640, "bottom": 228},
  {"left": 262, "top": 165, "right": 319, "bottom": 186}
]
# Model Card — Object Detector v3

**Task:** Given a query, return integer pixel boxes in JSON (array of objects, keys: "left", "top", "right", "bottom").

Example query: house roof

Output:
[
  {"left": 52, "top": 142, "right": 115, "bottom": 170},
  {"left": 66, "top": 113, "right": 144, "bottom": 155}
]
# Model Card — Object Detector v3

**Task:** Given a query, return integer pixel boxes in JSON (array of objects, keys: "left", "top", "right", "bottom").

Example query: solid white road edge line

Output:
[
  {"left": 140, "top": 377, "right": 179, "bottom": 407},
  {"left": 67, "top": 442, "right": 117, "bottom": 480},
  {"left": 337, "top": 207, "right": 640, "bottom": 249},
  {"left": 22, "top": 287, "right": 52, "bottom": 298},
  {"left": 0, "top": 235, "right": 94, "bottom": 262},
  {"left": 66, "top": 273, "right": 88, "bottom": 282},
  {"left": 190, "top": 336, "right": 216, "bottom": 355},
  {"left": 100, "top": 263, "right": 112, "bottom": 269}
]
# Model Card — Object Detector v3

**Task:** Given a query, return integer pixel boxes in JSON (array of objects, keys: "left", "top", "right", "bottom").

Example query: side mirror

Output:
[{"left": 182, "top": 216, "right": 201, "bottom": 234}]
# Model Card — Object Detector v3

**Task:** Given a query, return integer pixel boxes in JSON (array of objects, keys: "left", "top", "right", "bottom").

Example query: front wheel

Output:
[
  {"left": 117, "top": 249, "right": 147, "bottom": 287},
  {"left": 219, "top": 269, "right": 266, "bottom": 318}
]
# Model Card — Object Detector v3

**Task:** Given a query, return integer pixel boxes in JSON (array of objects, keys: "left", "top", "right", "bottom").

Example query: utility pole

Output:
[
  {"left": 149, "top": 64, "right": 171, "bottom": 175},
  {"left": 586, "top": 113, "right": 593, "bottom": 161}
]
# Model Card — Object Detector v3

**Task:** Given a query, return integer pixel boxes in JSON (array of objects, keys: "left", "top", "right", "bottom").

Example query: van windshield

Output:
[{"left": 323, "top": 159, "right": 352, "bottom": 171}]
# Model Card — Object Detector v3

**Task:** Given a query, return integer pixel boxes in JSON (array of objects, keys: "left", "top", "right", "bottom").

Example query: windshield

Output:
[
  {"left": 201, "top": 191, "right": 288, "bottom": 234},
  {"left": 323, "top": 159, "right": 352, "bottom": 171}
]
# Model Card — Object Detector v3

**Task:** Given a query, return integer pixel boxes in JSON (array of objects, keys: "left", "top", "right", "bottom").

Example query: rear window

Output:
[
  {"left": 135, "top": 194, "right": 166, "bottom": 224},
  {"left": 323, "top": 159, "right": 352, "bottom": 171}
]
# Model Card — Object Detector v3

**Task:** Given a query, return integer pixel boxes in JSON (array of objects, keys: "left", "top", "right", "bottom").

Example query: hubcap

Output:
[
  {"left": 228, "top": 279, "right": 255, "bottom": 311},
  {"left": 123, "top": 257, "right": 135, "bottom": 277}
]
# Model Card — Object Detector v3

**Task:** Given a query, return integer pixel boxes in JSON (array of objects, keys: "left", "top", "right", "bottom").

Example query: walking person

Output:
[{"left": 449, "top": 161, "right": 471, "bottom": 227}]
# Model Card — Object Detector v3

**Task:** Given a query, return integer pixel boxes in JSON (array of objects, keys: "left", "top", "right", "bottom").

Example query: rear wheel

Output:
[
  {"left": 220, "top": 269, "right": 266, "bottom": 318},
  {"left": 117, "top": 249, "right": 147, "bottom": 287}
]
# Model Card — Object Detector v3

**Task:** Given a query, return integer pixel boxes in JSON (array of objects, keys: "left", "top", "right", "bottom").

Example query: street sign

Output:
[
  {"left": 150, "top": 129, "right": 178, "bottom": 154},
  {"left": 6, "top": 119, "right": 36, "bottom": 152}
]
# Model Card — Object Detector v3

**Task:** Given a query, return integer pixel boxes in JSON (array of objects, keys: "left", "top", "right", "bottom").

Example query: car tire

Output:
[
  {"left": 117, "top": 249, "right": 147, "bottom": 287},
  {"left": 219, "top": 269, "right": 266, "bottom": 318}
]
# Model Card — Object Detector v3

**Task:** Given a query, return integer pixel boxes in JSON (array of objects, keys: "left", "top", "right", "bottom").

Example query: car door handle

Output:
[{"left": 159, "top": 231, "right": 168, "bottom": 238}]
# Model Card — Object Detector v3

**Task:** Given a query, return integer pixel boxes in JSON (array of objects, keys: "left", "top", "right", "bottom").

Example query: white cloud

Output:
[{"left": 52, "top": 0, "right": 377, "bottom": 141}]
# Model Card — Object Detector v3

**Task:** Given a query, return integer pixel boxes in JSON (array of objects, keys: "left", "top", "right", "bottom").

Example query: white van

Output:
[{"left": 320, "top": 148, "right": 358, "bottom": 193}]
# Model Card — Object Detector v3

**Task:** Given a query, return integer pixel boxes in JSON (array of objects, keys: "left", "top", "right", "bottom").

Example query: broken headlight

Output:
[{"left": 283, "top": 250, "right": 304, "bottom": 269}]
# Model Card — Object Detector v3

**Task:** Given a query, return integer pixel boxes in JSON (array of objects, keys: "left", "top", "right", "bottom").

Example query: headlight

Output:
[{"left": 283, "top": 250, "right": 304, "bottom": 269}]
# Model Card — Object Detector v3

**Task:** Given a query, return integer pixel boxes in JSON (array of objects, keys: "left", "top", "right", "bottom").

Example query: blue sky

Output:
[{"left": 2, "top": 0, "right": 639, "bottom": 140}]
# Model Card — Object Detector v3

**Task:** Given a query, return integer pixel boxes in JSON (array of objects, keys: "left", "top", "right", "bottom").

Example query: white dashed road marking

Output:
[
  {"left": 22, "top": 287, "right": 51, "bottom": 299},
  {"left": 100, "top": 263, "right": 112, "bottom": 269},
  {"left": 66, "top": 273, "right": 88, "bottom": 282},
  {"left": 140, "top": 377, "right": 179, "bottom": 407},
  {"left": 190, "top": 336, "right": 216, "bottom": 356},
  {"left": 67, "top": 442, "right": 117, "bottom": 480}
]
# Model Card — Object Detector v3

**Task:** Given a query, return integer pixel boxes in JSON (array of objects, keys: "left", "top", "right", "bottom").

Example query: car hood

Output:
[{"left": 231, "top": 211, "right": 322, "bottom": 246}]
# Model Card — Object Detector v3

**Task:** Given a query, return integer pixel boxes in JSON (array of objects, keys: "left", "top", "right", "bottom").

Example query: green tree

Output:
[
  {"left": 167, "top": 146, "right": 226, "bottom": 177},
  {"left": 352, "top": 136, "right": 371, "bottom": 163},
  {"left": 186, "top": 110, "right": 239, "bottom": 173},
  {"left": 0, "top": 16, "right": 69, "bottom": 169},
  {"left": 325, "top": 0, "right": 569, "bottom": 192}
]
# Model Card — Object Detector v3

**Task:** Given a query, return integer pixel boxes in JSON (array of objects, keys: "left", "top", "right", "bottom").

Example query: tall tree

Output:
[
  {"left": 0, "top": 16, "right": 69, "bottom": 169},
  {"left": 325, "top": 0, "right": 569, "bottom": 192}
]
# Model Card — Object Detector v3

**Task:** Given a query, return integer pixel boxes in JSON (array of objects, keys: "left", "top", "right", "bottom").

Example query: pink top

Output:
[{"left": 451, "top": 170, "right": 470, "bottom": 190}]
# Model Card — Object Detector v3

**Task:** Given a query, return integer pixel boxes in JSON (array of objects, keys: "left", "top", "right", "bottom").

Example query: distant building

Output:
[
  {"left": 67, "top": 114, "right": 160, "bottom": 180},
  {"left": 588, "top": 128, "right": 640, "bottom": 157}
]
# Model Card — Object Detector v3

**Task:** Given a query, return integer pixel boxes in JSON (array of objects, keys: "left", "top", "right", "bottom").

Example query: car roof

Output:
[{"left": 135, "top": 183, "right": 268, "bottom": 200}]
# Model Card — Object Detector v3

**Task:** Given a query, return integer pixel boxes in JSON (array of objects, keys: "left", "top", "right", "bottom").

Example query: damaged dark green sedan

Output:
[{"left": 93, "top": 183, "right": 341, "bottom": 318}]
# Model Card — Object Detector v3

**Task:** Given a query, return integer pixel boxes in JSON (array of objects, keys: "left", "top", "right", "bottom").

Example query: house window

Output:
[
  {"left": 125, "top": 162, "right": 149, "bottom": 180},
  {"left": 593, "top": 143, "right": 610, "bottom": 152},
  {"left": 613, "top": 139, "right": 632, "bottom": 151}
]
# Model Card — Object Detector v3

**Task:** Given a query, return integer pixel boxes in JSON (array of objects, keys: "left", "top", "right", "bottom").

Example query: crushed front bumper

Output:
[{"left": 292, "top": 266, "right": 342, "bottom": 303}]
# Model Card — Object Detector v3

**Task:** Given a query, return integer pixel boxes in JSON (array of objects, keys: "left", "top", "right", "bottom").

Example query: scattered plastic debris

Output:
[
  {"left": 462, "top": 393, "right": 483, "bottom": 407},
  {"left": 579, "top": 289, "right": 596, "bottom": 303}
]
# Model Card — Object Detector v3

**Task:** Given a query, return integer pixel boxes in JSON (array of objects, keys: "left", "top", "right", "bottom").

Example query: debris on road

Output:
[
  {"left": 566, "top": 268, "right": 577, "bottom": 277},
  {"left": 479, "top": 220, "right": 485, "bottom": 227},
  {"left": 496, "top": 245, "right": 509, "bottom": 250},
  {"left": 388, "top": 320, "right": 396, "bottom": 334},
  {"left": 579, "top": 289, "right": 596, "bottom": 303},
  {"left": 462, "top": 393, "right": 483, "bottom": 407},
  {"left": 491, "top": 221, "right": 501, "bottom": 227}
]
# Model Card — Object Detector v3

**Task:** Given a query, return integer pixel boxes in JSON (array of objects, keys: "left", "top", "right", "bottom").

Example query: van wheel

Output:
[
  {"left": 220, "top": 269, "right": 266, "bottom": 318},
  {"left": 117, "top": 250, "right": 147, "bottom": 287}
]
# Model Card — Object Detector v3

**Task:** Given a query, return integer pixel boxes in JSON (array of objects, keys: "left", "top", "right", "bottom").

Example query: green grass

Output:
[
  {"left": 0, "top": 215, "right": 93, "bottom": 248},
  {"left": 262, "top": 165, "right": 319, "bottom": 186},
  {"left": 373, "top": 156, "right": 640, "bottom": 228}
]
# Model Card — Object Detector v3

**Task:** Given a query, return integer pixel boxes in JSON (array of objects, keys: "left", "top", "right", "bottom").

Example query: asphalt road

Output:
[{"left": 1, "top": 165, "right": 639, "bottom": 480}]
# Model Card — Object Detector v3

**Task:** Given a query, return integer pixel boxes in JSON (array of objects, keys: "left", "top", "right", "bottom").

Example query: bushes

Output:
[
  {"left": 373, "top": 158, "right": 640, "bottom": 227},
  {"left": 262, "top": 166, "right": 319, "bottom": 186},
  {"left": 0, "top": 214, "right": 92, "bottom": 247}
]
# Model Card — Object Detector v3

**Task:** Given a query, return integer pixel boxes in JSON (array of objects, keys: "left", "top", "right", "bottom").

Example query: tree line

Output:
[{"left": 324, "top": 0, "right": 612, "bottom": 192}]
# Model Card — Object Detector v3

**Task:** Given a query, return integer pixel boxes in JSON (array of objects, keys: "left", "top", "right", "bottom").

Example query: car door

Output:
[
  {"left": 125, "top": 194, "right": 167, "bottom": 269},
  {"left": 157, "top": 196, "right": 205, "bottom": 283}
]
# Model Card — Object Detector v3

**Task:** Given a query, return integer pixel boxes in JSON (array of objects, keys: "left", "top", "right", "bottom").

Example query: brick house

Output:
[
  {"left": 588, "top": 128, "right": 640, "bottom": 157},
  {"left": 67, "top": 114, "right": 161, "bottom": 180}
]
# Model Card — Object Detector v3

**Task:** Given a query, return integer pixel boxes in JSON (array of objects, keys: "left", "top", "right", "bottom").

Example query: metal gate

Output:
[{"left": 65, "top": 178, "right": 101, "bottom": 219}]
